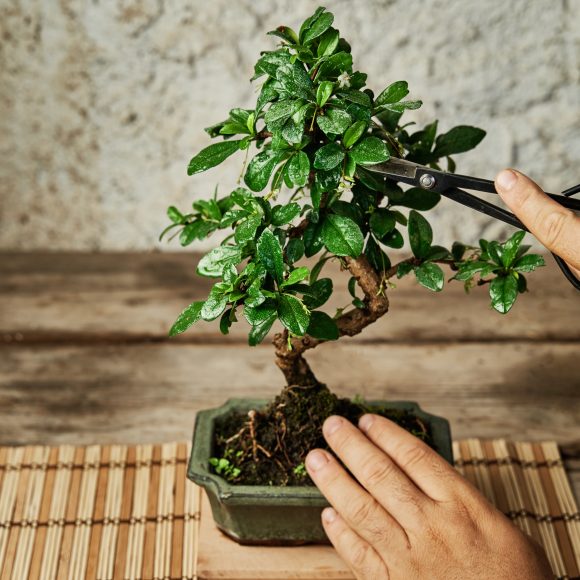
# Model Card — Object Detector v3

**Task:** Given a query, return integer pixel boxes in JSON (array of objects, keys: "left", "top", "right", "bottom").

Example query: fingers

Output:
[
  {"left": 495, "top": 169, "right": 580, "bottom": 272},
  {"left": 358, "top": 414, "right": 469, "bottom": 502},
  {"left": 305, "top": 447, "right": 408, "bottom": 556},
  {"left": 321, "top": 507, "right": 389, "bottom": 580},
  {"left": 318, "top": 416, "right": 430, "bottom": 529}
]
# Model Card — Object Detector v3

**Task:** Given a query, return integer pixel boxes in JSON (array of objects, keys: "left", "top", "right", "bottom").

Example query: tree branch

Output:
[{"left": 272, "top": 255, "right": 390, "bottom": 386}]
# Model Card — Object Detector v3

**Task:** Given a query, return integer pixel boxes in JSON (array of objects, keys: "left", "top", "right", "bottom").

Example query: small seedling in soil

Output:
[{"left": 163, "top": 7, "right": 544, "bottom": 486}]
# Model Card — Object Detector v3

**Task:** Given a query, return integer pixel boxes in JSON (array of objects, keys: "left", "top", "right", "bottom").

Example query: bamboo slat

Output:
[{"left": 0, "top": 440, "right": 577, "bottom": 580}]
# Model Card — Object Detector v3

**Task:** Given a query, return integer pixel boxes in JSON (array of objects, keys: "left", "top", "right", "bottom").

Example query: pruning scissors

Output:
[{"left": 365, "top": 157, "right": 580, "bottom": 290}]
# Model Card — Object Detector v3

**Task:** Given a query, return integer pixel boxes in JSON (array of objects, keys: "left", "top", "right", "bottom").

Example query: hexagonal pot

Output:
[{"left": 187, "top": 398, "right": 452, "bottom": 545}]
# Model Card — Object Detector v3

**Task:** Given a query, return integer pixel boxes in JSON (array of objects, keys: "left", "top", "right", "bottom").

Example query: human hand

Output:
[
  {"left": 495, "top": 169, "right": 580, "bottom": 277},
  {"left": 306, "top": 415, "right": 552, "bottom": 579}
]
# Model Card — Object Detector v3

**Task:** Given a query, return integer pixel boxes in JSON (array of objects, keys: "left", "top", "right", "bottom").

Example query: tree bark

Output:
[{"left": 273, "top": 255, "right": 390, "bottom": 386}]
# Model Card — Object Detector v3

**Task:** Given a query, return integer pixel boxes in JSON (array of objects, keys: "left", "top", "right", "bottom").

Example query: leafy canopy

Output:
[{"left": 163, "top": 6, "right": 544, "bottom": 342}]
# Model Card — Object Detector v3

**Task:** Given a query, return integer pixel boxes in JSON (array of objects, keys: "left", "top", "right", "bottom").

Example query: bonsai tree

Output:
[{"left": 162, "top": 7, "right": 544, "bottom": 484}]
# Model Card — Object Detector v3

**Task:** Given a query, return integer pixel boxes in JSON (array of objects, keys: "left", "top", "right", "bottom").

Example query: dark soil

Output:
[{"left": 212, "top": 384, "right": 432, "bottom": 486}]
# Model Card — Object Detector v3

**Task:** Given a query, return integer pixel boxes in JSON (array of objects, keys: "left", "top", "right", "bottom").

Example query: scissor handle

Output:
[{"left": 438, "top": 186, "right": 580, "bottom": 291}]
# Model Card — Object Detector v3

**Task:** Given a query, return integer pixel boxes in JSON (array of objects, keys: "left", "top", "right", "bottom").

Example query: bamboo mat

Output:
[{"left": 0, "top": 441, "right": 578, "bottom": 580}]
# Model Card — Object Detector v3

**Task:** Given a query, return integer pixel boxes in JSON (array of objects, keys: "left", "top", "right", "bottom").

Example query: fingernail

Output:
[
  {"left": 306, "top": 450, "right": 329, "bottom": 472},
  {"left": 496, "top": 169, "right": 518, "bottom": 191},
  {"left": 322, "top": 507, "right": 337, "bottom": 524},
  {"left": 324, "top": 416, "right": 343, "bottom": 436},
  {"left": 358, "top": 414, "right": 374, "bottom": 432}
]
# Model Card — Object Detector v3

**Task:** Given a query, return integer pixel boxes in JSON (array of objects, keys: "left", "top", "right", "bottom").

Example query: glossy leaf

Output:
[
  {"left": 501, "top": 230, "right": 526, "bottom": 267},
  {"left": 317, "top": 108, "right": 352, "bottom": 136},
  {"left": 322, "top": 214, "right": 364, "bottom": 257},
  {"left": 271, "top": 203, "right": 301, "bottom": 226},
  {"left": 302, "top": 278, "right": 333, "bottom": 309},
  {"left": 201, "top": 284, "right": 229, "bottom": 321},
  {"left": 343, "top": 120, "right": 367, "bottom": 149},
  {"left": 257, "top": 229, "right": 284, "bottom": 284},
  {"left": 286, "top": 152, "right": 310, "bottom": 187},
  {"left": 490, "top": 275, "right": 518, "bottom": 314},
  {"left": 408, "top": 210, "right": 433, "bottom": 258},
  {"left": 513, "top": 254, "right": 545, "bottom": 273},
  {"left": 414, "top": 262, "right": 444, "bottom": 292},
  {"left": 245, "top": 149, "right": 286, "bottom": 192},
  {"left": 349, "top": 137, "right": 389, "bottom": 165},
  {"left": 307, "top": 311, "right": 339, "bottom": 340},
  {"left": 285, "top": 238, "right": 305, "bottom": 264},
  {"left": 313, "top": 142, "right": 345, "bottom": 170},
  {"left": 169, "top": 301, "right": 204, "bottom": 336},
  {"left": 374, "top": 80, "right": 409, "bottom": 106},
  {"left": 278, "top": 294, "right": 310, "bottom": 335},
  {"left": 391, "top": 187, "right": 441, "bottom": 211},
  {"left": 281, "top": 266, "right": 310, "bottom": 288},
  {"left": 197, "top": 245, "right": 241, "bottom": 277},
  {"left": 187, "top": 140, "right": 242, "bottom": 175},
  {"left": 433, "top": 126, "right": 486, "bottom": 158},
  {"left": 369, "top": 209, "right": 396, "bottom": 238}
]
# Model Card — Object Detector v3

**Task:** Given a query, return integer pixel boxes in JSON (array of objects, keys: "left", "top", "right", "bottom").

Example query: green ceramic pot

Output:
[{"left": 187, "top": 398, "right": 452, "bottom": 545}]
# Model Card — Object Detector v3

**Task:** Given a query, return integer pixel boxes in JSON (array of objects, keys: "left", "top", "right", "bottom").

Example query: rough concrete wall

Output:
[{"left": 0, "top": 0, "right": 578, "bottom": 251}]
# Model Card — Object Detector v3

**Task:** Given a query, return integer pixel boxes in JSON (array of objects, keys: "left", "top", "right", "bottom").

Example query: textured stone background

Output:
[{"left": 0, "top": 0, "right": 578, "bottom": 251}]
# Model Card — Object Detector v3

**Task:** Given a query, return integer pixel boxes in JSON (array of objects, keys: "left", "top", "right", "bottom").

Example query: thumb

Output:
[{"left": 495, "top": 169, "right": 580, "bottom": 271}]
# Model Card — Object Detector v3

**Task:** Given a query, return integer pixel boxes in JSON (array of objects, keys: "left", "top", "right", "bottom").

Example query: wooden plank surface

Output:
[{"left": 0, "top": 252, "right": 578, "bottom": 499}]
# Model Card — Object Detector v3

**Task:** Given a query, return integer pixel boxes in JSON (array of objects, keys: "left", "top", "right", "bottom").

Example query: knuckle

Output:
[
  {"left": 350, "top": 540, "right": 373, "bottom": 569},
  {"left": 361, "top": 457, "right": 396, "bottom": 488},
  {"left": 350, "top": 496, "right": 377, "bottom": 525},
  {"left": 398, "top": 443, "right": 429, "bottom": 471},
  {"left": 538, "top": 209, "right": 574, "bottom": 249}
]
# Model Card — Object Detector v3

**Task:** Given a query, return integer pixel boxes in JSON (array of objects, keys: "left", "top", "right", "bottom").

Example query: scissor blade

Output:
[{"left": 367, "top": 158, "right": 420, "bottom": 180}]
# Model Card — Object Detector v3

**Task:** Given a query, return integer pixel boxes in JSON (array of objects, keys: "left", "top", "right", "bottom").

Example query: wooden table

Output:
[{"left": 0, "top": 252, "right": 579, "bottom": 498}]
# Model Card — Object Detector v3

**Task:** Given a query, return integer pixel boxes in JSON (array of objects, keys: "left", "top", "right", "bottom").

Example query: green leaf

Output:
[
  {"left": 452, "top": 260, "right": 496, "bottom": 281},
  {"left": 349, "top": 137, "right": 389, "bottom": 165},
  {"left": 286, "top": 152, "right": 310, "bottom": 187},
  {"left": 245, "top": 149, "right": 286, "bottom": 192},
  {"left": 187, "top": 140, "right": 242, "bottom": 176},
  {"left": 179, "top": 221, "right": 214, "bottom": 246},
  {"left": 303, "top": 221, "right": 325, "bottom": 257},
  {"left": 301, "top": 8, "right": 334, "bottom": 44},
  {"left": 316, "top": 81, "right": 334, "bottom": 107},
  {"left": 234, "top": 215, "right": 261, "bottom": 244},
  {"left": 257, "top": 229, "right": 284, "bottom": 285},
  {"left": 276, "top": 63, "right": 314, "bottom": 101},
  {"left": 201, "top": 284, "right": 229, "bottom": 321},
  {"left": 244, "top": 301, "right": 277, "bottom": 326},
  {"left": 501, "top": 230, "right": 526, "bottom": 267},
  {"left": 513, "top": 254, "right": 545, "bottom": 273},
  {"left": 248, "top": 312, "right": 277, "bottom": 346},
  {"left": 322, "top": 214, "right": 364, "bottom": 257},
  {"left": 285, "top": 238, "right": 305, "bottom": 264},
  {"left": 219, "top": 309, "right": 234, "bottom": 335},
  {"left": 316, "top": 108, "right": 352, "bottom": 136},
  {"left": 169, "top": 301, "right": 204, "bottom": 336},
  {"left": 307, "top": 311, "right": 339, "bottom": 340},
  {"left": 365, "top": 235, "right": 391, "bottom": 273},
  {"left": 380, "top": 228, "right": 404, "bottom": 249},
  {"left": 314, "top": 52, "right": 353, "bottom": 81},
  {"left": 167, "top": 206, "right": 184, "bottom": 223},
  {"left": 490, "top": 275, "right": 518, "bottom": 314},
  {"left": 267, "top": 26, "right": 298, "bottom": 45},
  {"left": 432, "top": 126, "right": 486, "bottom": 158},
  {"left": 245, "top": 302, "right": 278, "bottom": 346},
  {"left": 369, "top": 209, "right": 396, "bottom": 238},
  {"left": 313, "top": 142, "right": 345, "bottom": 170},
  {"left": 342, "top": 120, "right": 367, "bottom": 149},
  {"left": 408, "top": 210, "right": 433, "bottom": 258},
  {"left": 317, "top": 28, "right": 339, "bottom": 57},
  {"left": 281, "top": 266, "right": 310, "bottom": 288},
  {"left": 264, "top": 99, "right": 302, "bottom": 130},
  {"left": 392, "top": 187, "right": 441, "bottom": 211},
  {"left": 397, "top": 262, "right": 414, "bottom": 278},
  {"left": 197, "top": 246, "right": 241, "bottom": 277},
  {"left": 375, "top": 81, "right": 409, "bottom": 106},
  {"left": 376, "top": 100, "right": 422, "bottom": 114},
  {"left": 253, "top": 49, "right": 292, "bottom": 79},
  {"left": 278, "top": 294, "right": 310, "bottom": 335},
  {"left": 271, "top": 203, "right": 301, "bottom": 226},
  {"left": 338, "top": 89, "right": 372, "bottom": 108},
  {"left": 451, "top": 242, "right": 467, "bottom": 261},
  {"left": 302, "top": 278, "right": 333, "bottom": 309},
  {"left": 414, "top": 263, "right": 444, "bottom": 292}
]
